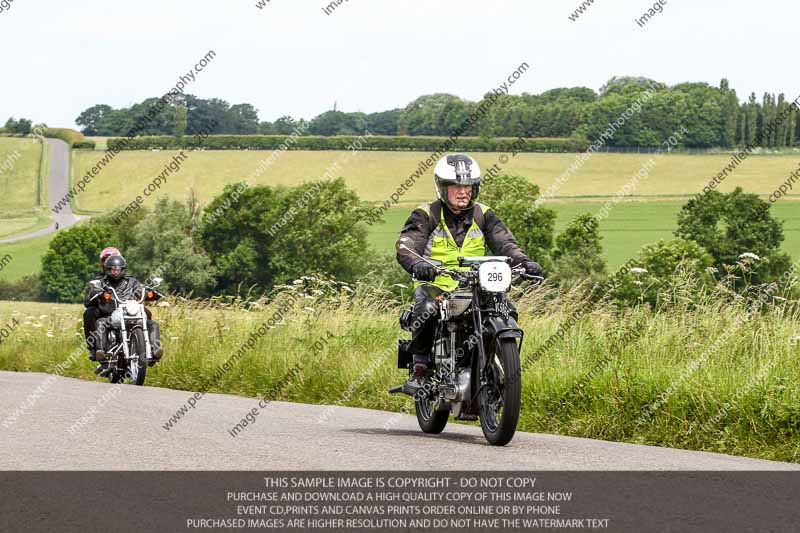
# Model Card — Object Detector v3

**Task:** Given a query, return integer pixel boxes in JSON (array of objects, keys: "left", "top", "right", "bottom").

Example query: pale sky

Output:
[{"left": 0, "top": 0, "right": 796, "bottom": 128}]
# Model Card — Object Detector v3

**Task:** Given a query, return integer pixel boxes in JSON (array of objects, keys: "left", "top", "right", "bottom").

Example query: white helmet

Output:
[{"left": 433, "top": 154, "right": 481, "bottom": 209}]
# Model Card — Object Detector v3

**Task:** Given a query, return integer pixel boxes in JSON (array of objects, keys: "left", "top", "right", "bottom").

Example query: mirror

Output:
[
  {"left": 151, "top": 277, "right": 163, "bottom": 287},
  {"left": 89, "top": 280, "right": 102, "bottom": 289}
]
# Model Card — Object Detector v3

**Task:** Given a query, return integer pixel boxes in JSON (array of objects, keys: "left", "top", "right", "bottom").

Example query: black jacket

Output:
[
  {"left": 395, "top": 200, "right": 532, "bottom": 274},
  {"left": 84, "top": 275, "right": 143, "bottom": 316}
]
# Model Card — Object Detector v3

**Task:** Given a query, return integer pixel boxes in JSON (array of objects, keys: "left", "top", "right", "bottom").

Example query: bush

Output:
[
  {"left": 72, "top": 140, "right": 96, "bottom": 150},
  {"left": 40, "top": 222, "right": 120, "bottom": 302},
  {"left": 479, "top": 174, "right": 556, "bottom": 269},
  {"left": 126, "top": 197, "right": 216, "bottom": 296},
  {"left": 676, "top": 187, "right": 788, "bottom": 284},
  {"left": 0, "top": 275, "right": 47, "bottom": 302},
  {"left": 200, "top": 178, "right": 373, "bottom": 295},
  {"left": 105, "top": 134, "right": 588, "bottom": 152},
  {"left": 551, "top": 214, "right": 608, "bottom": 289},
  {"left": 612, "top": 238, "right": 714, "bottom": 307}
]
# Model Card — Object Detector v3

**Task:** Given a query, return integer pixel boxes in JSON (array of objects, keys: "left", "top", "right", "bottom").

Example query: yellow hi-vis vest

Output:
[{"left": 414, "top": 202, "right": 489, "bottom": 292}]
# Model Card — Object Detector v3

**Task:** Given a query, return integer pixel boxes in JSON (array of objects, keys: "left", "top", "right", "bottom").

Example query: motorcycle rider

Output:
[
  {"left": 83, "top": 247, "right": 121, "bottom": 361},
  {"left": 84, "top": 255, "right": 163, "bottom": 369},
  {"left": 395, "top": 154, "right": 542, "bottom": 384}
]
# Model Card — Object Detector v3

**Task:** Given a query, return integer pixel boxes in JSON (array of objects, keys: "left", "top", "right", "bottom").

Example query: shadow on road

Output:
[{"left": 342, "top": 427, "right": 491, "bottom": 446}]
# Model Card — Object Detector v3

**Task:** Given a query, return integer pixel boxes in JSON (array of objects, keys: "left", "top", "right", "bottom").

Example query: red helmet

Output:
[{"left": 99, "top": 247, "right": 121, "bottom": 271}]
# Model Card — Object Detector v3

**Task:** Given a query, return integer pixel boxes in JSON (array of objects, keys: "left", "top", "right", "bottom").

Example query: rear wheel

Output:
[
  {"left": 128, "top": 329, "right": 148, "bottom": 386},
  {"left": 479, "top": 338, "right": 521, "bottom": 446},
  {"left": 415, "top": 383, "right": 449, "bottom": 434}
]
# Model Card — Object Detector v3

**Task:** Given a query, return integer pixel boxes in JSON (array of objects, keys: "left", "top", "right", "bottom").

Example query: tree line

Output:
[{"left": 66, "top": 77, "right": 800, "bottom": 148}]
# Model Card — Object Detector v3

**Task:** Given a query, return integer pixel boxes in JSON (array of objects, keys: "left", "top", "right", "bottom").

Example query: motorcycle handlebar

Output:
[
  {"left": 93, "top": 283, "right": 162, "bottom": 305},
  {"left": 431, "top": 266, "right": 544, "bottom": 285}
]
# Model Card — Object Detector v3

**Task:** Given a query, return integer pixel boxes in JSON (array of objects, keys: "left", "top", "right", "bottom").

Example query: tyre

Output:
[
  {"left": 415, "top": 383, "right": 449, "bottom": 434},
  {"left": 128, "top": 329, "right": 148, "bottom": 386},
  {"left": 479, "top": 338, "right": 521, "bottom": 446}
]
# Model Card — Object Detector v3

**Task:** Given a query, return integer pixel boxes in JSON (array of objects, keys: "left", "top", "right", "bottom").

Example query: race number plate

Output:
[{"left": 478, "top": 261, "right": 512, "bottom": 292}]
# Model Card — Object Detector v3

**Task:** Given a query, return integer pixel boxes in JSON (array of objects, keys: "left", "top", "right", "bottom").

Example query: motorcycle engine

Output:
[
  {"left": 441, "top": 368, "right": 471, "bottom": 403},
  {"left": 110, "top": 308, "right": 124, "bottom": 329}
]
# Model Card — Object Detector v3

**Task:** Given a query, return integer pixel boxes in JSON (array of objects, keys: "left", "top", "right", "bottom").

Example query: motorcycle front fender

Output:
[{"left": 482, "top": 315, "right": 524, "bottom": 349}]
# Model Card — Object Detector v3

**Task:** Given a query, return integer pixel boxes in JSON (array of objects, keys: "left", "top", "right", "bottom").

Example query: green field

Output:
[
  {"left": 4, "top": 149, "right": 799, "bottom": 280},
  {"left": 369, "top": 201, "right": 800, "bottom": 269},
  {"left": 0, "top": 234, "right": 54, "bottom": 281},
  {"left": 71, "top": 150, "right": 800, "bottom": 210},
  {"left": 0, "top": 138, "right": 49, "bottom": 237}
]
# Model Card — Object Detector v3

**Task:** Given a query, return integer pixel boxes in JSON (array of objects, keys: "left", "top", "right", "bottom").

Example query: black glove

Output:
[
  {"left": 522, "top": 261, "right": 543, "bottom": 278},
  {"left": 412, "top": 262, "right": 437, "bottom": 282}
]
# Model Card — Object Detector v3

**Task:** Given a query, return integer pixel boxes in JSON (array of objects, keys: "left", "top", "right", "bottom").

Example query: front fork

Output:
[
  {"left": 471, "top": 285, "right": 489, "bottom": 389},
  {"left": 120, "top": 308, "right": 152, "bottom": 366},
  {"left": 140, "top": 307, "right": 152, "bottom": 359}
]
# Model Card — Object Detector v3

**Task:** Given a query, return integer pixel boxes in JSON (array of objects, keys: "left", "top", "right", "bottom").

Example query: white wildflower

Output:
[
  {"left": 46, "top": 332, "right": 54, "bottom": 338},
  {"left": 630, "top": 267, "right": 648, "bottom": 274},
  {"left": 341, "top": 286, "right": 354, "bottom": 293},
  {"left": 293, "top": 279, "right": 303, "bottom": 285},
  {"left": 738, "top": 252, "right": 761, "bottom": 261}
]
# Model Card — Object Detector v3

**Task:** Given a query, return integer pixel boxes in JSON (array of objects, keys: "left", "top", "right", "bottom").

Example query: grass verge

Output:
[{"left": 1, "top": 281, "right": 799, "bottom": 463}]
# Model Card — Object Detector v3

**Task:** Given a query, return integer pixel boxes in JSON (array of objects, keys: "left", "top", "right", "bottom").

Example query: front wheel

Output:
[
  {"left": 479, "top": 338, "right": 521, "bottom": 446},
  {"left": 128, "top": 329, "right": 148, "bottom": 386}
]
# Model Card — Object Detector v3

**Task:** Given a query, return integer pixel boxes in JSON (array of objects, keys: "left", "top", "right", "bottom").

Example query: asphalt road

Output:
[
  {"left": 1, "top": 370, "right": 797, "bottom": 471},
  {"left": 1, "top": 138, "right": 86, "bottom": 244}
]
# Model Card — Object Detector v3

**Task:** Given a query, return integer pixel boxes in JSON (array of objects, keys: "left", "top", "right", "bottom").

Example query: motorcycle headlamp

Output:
[{"left": 125, "top": 301, "right": 141, "bottom": 316}]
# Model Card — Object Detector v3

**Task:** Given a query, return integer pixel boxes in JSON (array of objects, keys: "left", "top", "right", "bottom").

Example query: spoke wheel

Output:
[
  {"left": 415, "top": 380, "right": 449, "bottom": 434},
  {"left": 479, "top": 338, "right": 521, "bottom": 446}
]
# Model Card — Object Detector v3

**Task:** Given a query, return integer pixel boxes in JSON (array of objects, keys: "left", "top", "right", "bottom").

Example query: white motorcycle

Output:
[{"left": 88, "top": 278, "right": 164, "bottom": 385}]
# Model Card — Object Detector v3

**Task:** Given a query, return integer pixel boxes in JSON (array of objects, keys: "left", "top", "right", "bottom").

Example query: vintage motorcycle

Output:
[
  {"left": 87, "top": 278, "right": 165, "bottom": 386},
  {"left": 391, "top": 243, "right": 541, "bottom": 446}
]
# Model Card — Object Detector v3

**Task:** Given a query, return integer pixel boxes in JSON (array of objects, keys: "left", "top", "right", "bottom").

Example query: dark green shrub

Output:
[
  {"left": 73, "top": 140, "right": 96, "bottom": 150},
  {"left": 612, "top": 238, "right": 714, "bottom": 307},
  {"left": 552, "top": 214, "right": 608, "bottom": 289}
]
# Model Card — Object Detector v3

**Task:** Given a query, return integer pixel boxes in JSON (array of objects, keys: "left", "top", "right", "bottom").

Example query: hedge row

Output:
[
  {"left": 72, "top": 140, "right": 97, "bottom": 149},
  {"left": 105, "top": 135, "right": 589, "bottom": 153},
  {"left": 42, "top": 128, "right": 86, "bottom": 147}
]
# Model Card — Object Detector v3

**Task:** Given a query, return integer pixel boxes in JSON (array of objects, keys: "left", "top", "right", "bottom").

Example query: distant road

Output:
[
  {"left": 1, "top": 371, "right": 797, "bottom": 471},
  {"left": 0, "top": 139, "right": 86, "bottom": 244}
]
